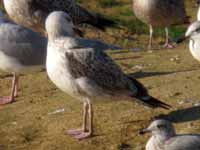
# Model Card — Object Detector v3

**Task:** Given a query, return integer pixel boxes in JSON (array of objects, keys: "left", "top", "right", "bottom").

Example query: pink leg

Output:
[
  {"left": 0, "top": 73, "right": 18, "bottom": 105},
  {"left": 67, "top": 102, "right": 88, "bottom": 136},
  {"left": 67, "top": 99, "right": 93, "bottom": 140},
  {"left": 74, "top": 101, "right": 93, "bottom": 140},
  {"left": 14, "top": 75, "right": 19, "bottom": 97},
  {"left": 148, "top": 25, "right": 153, "bottom": 49},
  {"left": 163, "top": 27, "right": 176, "bottom": 49}
]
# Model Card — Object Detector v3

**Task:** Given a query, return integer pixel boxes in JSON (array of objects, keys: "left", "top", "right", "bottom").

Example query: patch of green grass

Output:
[
  {"left": 120, "top": 19, "right": 148, "bottom": 34},
  {"left": 119, "top": 9, "right": 133, "bottom": 17},
  {"left": 76, "top": 0, "right": 83, "bottom": 3},
  {"left": 169, "top": 26, "right": 187, "bottom": 40}
]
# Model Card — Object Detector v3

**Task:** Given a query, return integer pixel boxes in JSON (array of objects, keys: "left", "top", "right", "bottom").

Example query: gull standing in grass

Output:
[
  {"left": 140, "top": 120, "right": 200, "bottom": 150},
  {"left": 0, "top": 11, "right": 47, "bottom": 105},
  {"left": 133, "top": 0, "right": 190, "bottom": 49},
  {"left": 3, "top": 0, "right": 116, "bottom": 35},
  {"left": 45, "top": 11, "right": 171, "bottom": 140}
]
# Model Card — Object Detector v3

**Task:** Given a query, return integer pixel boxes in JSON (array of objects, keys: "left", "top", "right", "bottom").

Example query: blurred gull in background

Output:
[
  {"left": 133, "top": 0, "right": 190, "bottom": 49},
  {"left": 0, "top": 11, "right": 47, "bottom": 105},
  {"left": 140, "top": 120, "right": 200, "bottom": 150},
  {"left": 3, "top": 0, "right": 117, "bottom": 35}
]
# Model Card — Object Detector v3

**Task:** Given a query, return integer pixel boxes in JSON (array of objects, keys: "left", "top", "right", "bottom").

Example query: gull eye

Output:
[{"left": 157, "top": 124, "right": 165, "bottom": 129}]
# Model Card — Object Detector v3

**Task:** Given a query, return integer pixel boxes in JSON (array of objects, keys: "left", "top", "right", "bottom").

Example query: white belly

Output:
[
  {"left": 189, "top": 39, "right": 200, "bottom": 62},
  {"left": 146, "top": 137, "right": 163, "bottom": 150},
  {"left": 46, "top": 47, "right": 81, "bottom": 99}
]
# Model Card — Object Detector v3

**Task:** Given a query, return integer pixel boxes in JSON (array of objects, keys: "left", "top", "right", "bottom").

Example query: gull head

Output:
[
  {"left": 185, "top": 21, "right": 200, "bottom": 37},
  {"left": 45, "top": 11, "right": 83, "bottom": 39},
  {"left": 139, "top": 120, "right": 176, "bottom": 139}
]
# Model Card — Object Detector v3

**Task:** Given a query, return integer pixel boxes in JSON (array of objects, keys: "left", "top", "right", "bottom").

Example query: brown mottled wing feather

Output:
[
  {"left": 33, "top": 0, "right": 89, "bottom": 24},
  {"left": 32, "top": 0, "right": 116, "bottom": 29},
  {"left": 65, "top": 47, "right": 129, "bottom": 91},
  {"left": 157, "top": 0, "right": 187, "bottom": 25},
  {"left": 65, "top": 46, "right": 171, "bottom": 109}
]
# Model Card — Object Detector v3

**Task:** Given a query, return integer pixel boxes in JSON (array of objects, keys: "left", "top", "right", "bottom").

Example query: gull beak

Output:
[
  {"left": 176, "top": 35, "right": 189, "bottom": 44},
  {"left": 73, "top": 27, "right": 84, "bottom": 37},
  {"left": 139, "top": 128, "right": 151, "bottom": 135}
]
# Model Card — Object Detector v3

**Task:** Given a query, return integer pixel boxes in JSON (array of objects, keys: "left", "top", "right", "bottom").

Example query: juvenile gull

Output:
[
  {"left": 3, "top": 0, "right": 116, "bottom": 35},
  {"left": 133, "top": 0, "right": 189, "bottom": 49},
  {"left": 0, "top": 11, "right": 47, "bottom": 105},
  {"left": 140, "top": 120, "right": 200, "bottom": 150},
  {"left": 45, "top": 11, "right": 171, "bottom": 140}
]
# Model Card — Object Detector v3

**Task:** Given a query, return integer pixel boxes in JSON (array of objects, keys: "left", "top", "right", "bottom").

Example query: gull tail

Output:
[{"left": 128, "top": 77, "right": 171, "bottom": 110}]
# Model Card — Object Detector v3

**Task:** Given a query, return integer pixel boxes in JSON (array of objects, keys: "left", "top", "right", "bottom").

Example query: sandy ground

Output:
[{"left": 0, "top": 0, "right": 200, "bottom": 150}]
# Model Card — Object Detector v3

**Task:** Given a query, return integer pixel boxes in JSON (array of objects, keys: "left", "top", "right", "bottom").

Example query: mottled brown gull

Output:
[
  {"left": 133, "top": 0, "right": 189, "bottom": 49},
  {"left": 140, "top": 120, "right": 200, "bottom": 150},
  {"left": 0, "top": 11, "right": 47, "bottom": 105},
  {"left": 45, "top": 11, "right": 171, "bottom": 140},
  {"left": 3, "top": 0, "right": 116, "bottom": 35}
]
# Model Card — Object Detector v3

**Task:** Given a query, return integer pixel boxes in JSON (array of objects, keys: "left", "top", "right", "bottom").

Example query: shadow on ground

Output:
[{"left": 155, "top": 106, "right": 200, "bottom": 123}]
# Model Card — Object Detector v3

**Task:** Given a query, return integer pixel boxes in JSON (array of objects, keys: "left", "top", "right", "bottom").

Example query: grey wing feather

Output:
[
  {"left": 166, "top": 135, "right": 200, "bottom": 150},
  {"left": 0, "top": 23, "right": 47, "bottom": 66}
]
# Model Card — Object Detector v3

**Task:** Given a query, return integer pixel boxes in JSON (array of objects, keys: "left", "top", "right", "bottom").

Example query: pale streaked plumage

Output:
[
  {"left": 140, "top": 120, "right": 200, "bottom": 150},
  {"left": 3, "top": 0, "right": 116, "bottom": 35},
  {"left": 0, "top": 11, "right": 47, "bottom": 105},
  {"left": 133, "top": 0, "right": 189, "bottom": 49},
  {"left": 46, "top": 11, "right": 170, "bottom": 140}
]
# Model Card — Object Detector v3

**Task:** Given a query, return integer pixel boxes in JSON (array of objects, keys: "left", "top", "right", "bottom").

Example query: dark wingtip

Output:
[
  {"left": 147, "top": 97, "right": 172, "bottom": 110},
  {"left": 127, "top": 76, "right": 171, "bottom": 110},
  {"left": 135, "top": 96, "right": 172, "bottom": 110}
]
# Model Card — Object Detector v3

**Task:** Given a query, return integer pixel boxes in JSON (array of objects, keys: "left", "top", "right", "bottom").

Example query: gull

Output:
[
  {"left": 3, "top": 0, "right": 116, "bottom": 35},
  {"left": 0, "top": 11, "right": 47, "bottom": 105},
  {"left": 140, "top": 120, "right": 200, "bottom": 150},
  {"left": 45, "top": 11, "right": 171, "bottom": 140},
  {"left": 197, "top": 0, "right": 200, "bottom": 20},
  {"left": 133, "top": 0, "right": 190, "bottom": 49},
  {"left": 177, "top": 21, "right": 200, "bottom": 62}
]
